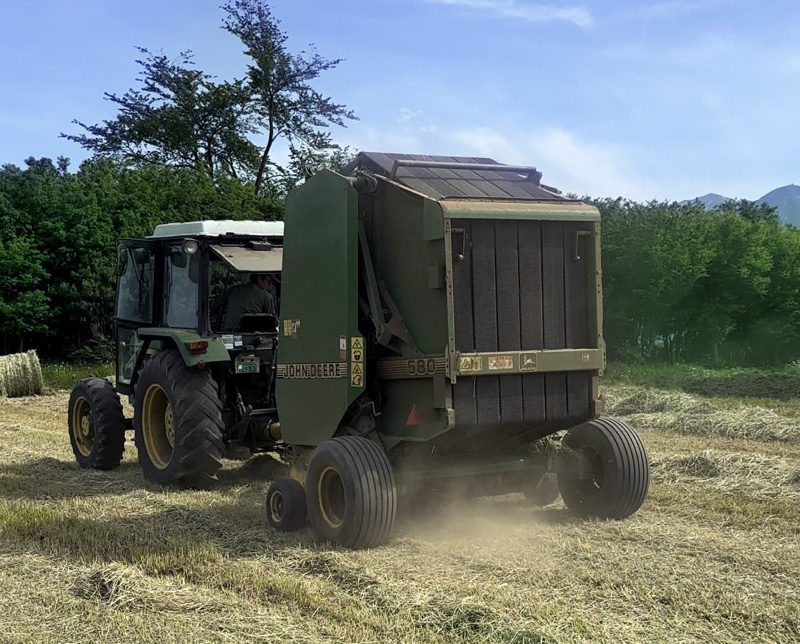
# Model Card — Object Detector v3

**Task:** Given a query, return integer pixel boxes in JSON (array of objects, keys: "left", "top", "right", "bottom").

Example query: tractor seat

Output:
[{"left": 237, "top": 313, "right": 278, "bottom": 333}]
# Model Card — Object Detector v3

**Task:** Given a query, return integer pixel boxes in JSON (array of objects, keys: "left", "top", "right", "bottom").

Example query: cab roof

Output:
[{"left": 150, "top": 220, "right": 284, "bottom": 239}]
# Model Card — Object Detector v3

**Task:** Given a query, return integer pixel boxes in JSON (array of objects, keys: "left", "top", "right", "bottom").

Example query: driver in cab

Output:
[{"left": 220, "top": 273, "right": 276, "bottom": 331}]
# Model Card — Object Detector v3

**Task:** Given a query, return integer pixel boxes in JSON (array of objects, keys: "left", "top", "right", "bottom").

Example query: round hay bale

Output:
[{"left": 0, "top": 350, "right": 44, "bottom": 397}]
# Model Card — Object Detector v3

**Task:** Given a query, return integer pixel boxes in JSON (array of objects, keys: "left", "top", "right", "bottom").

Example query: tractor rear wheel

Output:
[
  {"left": 266, "top": 477, "right": 307, "bottom": 532},
  {"left": 306, "top": 436, "right": 396, "bottom": 548},
  {"left": 133, "top": 350, "right": 224, "bottom": 489},
  {"left": 68, "top": 378, "right": 125, "bottom": 470},
  {"left": 558, "top": 418, "right": 649, "bottom": 519}
]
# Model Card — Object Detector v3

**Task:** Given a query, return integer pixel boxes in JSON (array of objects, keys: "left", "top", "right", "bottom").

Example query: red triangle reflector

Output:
[{"left": 406, "top": 404, "right": 421, "bottom": 426}]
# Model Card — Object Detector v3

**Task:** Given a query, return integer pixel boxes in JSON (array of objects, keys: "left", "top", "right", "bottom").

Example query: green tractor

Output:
[{"left": 68, "top": 153, "right": 650, "bottom": 548}]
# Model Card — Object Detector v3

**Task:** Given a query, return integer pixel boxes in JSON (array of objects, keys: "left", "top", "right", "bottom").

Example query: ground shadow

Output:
[{"left": 0, "top": 453, "right": 287, "bottom": 502}]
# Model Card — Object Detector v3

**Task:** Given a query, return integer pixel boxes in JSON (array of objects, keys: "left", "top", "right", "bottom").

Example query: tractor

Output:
[{"left": 68, "top": 152, "right": 650, "bottom": 548}]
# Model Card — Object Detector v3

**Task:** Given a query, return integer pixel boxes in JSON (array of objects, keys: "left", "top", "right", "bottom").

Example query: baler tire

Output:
[
  {"left": 523, "top": 472, "right": 560, "bottom": 507},
  {"left": 68, "top": 378, "right": 126, "bottom": 470},
  {"left": 266, "top": 478, "right": 307, "bottom": 532},
  {"left": 133, "top": 350, "right": 224, "bottom": 489},
  {"left": 558, "top": 417, "right": 649, "bottom": 519},
  {"left": 305, "top": 436, "right": 397, "bottom": 549}
]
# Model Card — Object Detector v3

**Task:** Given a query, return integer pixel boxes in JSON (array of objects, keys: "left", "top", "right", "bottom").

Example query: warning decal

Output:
[{"left": 350, "top": 336, "right": 365, "bottom": 387}]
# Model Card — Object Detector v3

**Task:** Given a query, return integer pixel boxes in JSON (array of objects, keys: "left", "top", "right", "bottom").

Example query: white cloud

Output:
[
  {"left": 617, "top": 0, "right": 720, "bottom": 21},
  {"left": 398, "top": 108, "right": 420, "bottom": 123},
  {"left": 447, "top": 126, "right": 661, "bottom": 200},
  {"left": 423, "top": 0, "right": 593, "bottom": 28}
]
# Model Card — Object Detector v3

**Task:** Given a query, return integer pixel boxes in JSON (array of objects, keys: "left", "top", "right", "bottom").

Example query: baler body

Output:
[{"left": 277, "top": 153, "right": 604, "bottom": 476}]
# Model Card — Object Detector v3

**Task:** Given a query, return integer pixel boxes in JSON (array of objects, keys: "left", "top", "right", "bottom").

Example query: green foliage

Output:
[
  {"left": 63, "top": 49, "right": 260, "bottom": 181},
  {"left": 0, "top": 237, "right": 50, "bottom": 350},
  {"left": 41, "top": 361, "right": 114, "bottom": 390},
  {"left": 596, "top": 197, "right": 799, "bottom": 365},
  {"left": 0, "top": 157, "right": 280, "bottom": 358}
]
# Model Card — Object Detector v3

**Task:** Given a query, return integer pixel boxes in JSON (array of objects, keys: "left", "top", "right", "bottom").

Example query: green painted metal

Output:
[
  {"left": 394, "top": 455, "right": 540, "bottom": 488},
  {"left": 440, "top": 200, "right": 600, "bottom": 221},
  {"left": 453, "top": 348, "right": 604, "bottom": 376},
  {"left": 364, "top": 178, "right": 449, "bottom": 357},
  {"left": 591, "top": 221, "right": 607, "bottom": 374},
  {"left": 276, "top": 170, "right": 364, "bottom": 446},
  {"left": 358, "top": 177, "right": 451, "bottom": 443},
  {"left": 136, "top": 328, "right": 230, "bottom": 366}
]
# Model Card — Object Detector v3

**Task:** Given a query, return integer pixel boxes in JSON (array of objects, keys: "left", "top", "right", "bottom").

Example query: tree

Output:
[
  {"left": 63, "top": 49, "right": 260, "bottom": 181},
  {"left": 221, "top": 0, "right": 357, "bottom": 194},
  {"left": 63, "top": 1, "right": 357, "bottom": 195}
]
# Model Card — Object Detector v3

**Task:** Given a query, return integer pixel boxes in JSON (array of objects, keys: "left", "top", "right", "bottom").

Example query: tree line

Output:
[
  {"left": 596, "top": 197, "right": 800, "bottom": 365},
  {"left": 2, "top": 159, "right": 798, "bottom": 367}
]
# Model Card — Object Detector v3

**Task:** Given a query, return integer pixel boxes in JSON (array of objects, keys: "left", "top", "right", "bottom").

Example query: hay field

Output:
[{"left": 0, "top": 383, "right": 798, "bottom": 643}]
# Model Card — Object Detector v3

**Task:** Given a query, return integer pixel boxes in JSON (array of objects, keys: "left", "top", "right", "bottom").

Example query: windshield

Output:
[
  {"left": 116, "top": 243, "right": 155, "bottom": 323},
  {"left": 163, "top": 245, "right": 199, "bottom": 329}
]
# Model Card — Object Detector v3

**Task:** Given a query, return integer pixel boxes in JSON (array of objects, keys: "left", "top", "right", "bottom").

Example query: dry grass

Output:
[
  {"left": 605, "top": 385, "right": 800, "bottom": 442},
  {"left": 0, "top": 350, "right": 44, "bottom": 398},
  {"left": 0, "top": 386, "right": 798, "bottom": 643}
]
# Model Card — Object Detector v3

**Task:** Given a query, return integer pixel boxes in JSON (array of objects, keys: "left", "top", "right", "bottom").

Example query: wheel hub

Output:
[
  {"left": 142, "top": 383, "right": 174, "bottom": 470},
  {"left": 317, "top": 466, "right": 345, "bottom": 529},
  {"left": 80, "top": 415, "right": 92, "bottom": 437},
  {"left": 72, "top": 396, "right": 94, "bottom": 457},
  {"left": 269, "top": 491, "right": 285, "bottom": 522},
  {"left": 164, "top": 405, "right": 175, "bottom": 448}
]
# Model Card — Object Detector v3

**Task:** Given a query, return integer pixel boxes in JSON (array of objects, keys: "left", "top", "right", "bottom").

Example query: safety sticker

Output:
[
  {"left": 458, "top": 356, "right": 483, "bottom": 373},
  {"left": 488, "top": 355, "right": 514, "bottom": 371},
  {"left": 283, "top": 319, "right": 301, "bottom": 339},
  {"left": 350, "top": 336, "right": 364, "bottom": 362},
  {"left": 350, "top": 336, "right": 365, "bottom": 387},
  {"left": 339, "top": 335, "right": 347, "bottom": 360},
  {"left": 350, "top": 363, "right": 364, "bottom": 387}
]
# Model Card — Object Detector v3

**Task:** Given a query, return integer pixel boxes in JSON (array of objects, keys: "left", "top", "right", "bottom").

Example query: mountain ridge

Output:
[{"left": 681, "top": 184, "right": 800, "bottom": 226}]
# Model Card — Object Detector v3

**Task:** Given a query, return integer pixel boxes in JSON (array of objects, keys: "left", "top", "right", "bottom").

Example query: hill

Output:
[
  {"left": 681, "top": 185, "right": 800, "bottom": 226},
  {"left": 679, "top": 193, "right": 731, "bottom": 209},
  {"left": 756, "top": 184, "right": 800, "bottom": 226}
]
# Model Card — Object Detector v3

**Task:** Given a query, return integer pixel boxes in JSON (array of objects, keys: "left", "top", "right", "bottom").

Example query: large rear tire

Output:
[
  {"left": 306, "top": 436, "right": 396, "bottom": 549},
  {"left": 133, "top": 350, "right": 224, "bottom": 489},
  {"left": 558, "top": 418, "right": 649, "bottom": 519},
  {"left": 68, "top": 378, "right": 125, "bottom": 470}
]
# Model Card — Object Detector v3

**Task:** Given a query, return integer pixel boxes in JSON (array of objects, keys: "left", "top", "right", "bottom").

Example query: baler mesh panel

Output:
[{"left": 452, "top": 218, "right": 593, "bottom": 428}]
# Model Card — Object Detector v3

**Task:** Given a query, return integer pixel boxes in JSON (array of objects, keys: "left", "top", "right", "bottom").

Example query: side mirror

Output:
[{"left": 170, "top": 248, "right": 187, "bottom": 268}]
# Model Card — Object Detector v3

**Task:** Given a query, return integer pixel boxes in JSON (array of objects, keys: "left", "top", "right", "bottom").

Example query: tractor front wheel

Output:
[
  {"left": 558, "top": 417, "right": 649, "bottom": 519},
  {"left": 68, "top": 378, "right": 125, "bottom": 470},
  {"left": 133, "top": 350, "right": 224, "bottom": 489},
  {"left": 306, "top": 436, "right": 396, "bottom": 548}
]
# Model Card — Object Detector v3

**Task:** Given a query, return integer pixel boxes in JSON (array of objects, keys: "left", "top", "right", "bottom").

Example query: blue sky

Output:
[{"left": 1, "top": 0, "right": 799, "bottom": 201}]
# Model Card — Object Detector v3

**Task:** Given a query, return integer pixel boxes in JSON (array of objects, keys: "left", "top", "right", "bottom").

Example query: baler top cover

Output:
[{"left": 350, "top": 152, "right": 575, "bottom": 202}]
